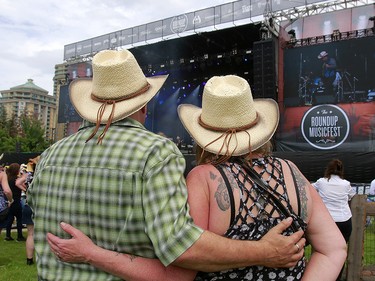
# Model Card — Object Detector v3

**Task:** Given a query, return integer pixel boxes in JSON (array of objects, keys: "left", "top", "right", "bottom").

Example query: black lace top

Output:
[{"left": 195, "top": 157, "right": 308, "bottom": 281}]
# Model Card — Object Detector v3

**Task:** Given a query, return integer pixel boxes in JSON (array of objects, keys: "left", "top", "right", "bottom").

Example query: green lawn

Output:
[
  {"left": 0, "top": 226, "right": 374, "bottom": 281},
  {"left": 364, "top": 221, "right": 375, "bottom": 266},
  {"left": 0, "top": 231, "right": 38, "bottom": 281}
]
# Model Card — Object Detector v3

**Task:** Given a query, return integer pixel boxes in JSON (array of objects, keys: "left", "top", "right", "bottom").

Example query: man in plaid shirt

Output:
[{"left": 29, "top": 49, "right": 305, "bottom": 281}]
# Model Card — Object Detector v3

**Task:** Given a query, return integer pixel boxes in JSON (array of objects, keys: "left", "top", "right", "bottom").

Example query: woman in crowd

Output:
[
  {"left": 0, "top": 169, "right": 13, "bottom": 234},
  {"left": 4, "top": 163, "right": 25, "bottom": 241},
  {"left": 47, "top": 75, "right": 347, "bottom": 280},
  {"left": 313, "top": 158, "right": 355, "bottom": 281},
  {"left": 16, "top": 157, "right": 39, "bottom": 265}
]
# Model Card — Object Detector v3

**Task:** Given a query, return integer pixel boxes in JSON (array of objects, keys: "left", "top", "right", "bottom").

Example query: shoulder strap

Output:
[
  {"left": 216, "top": 165, "right": 235, "bottom": 226},
  {"left": 233, "top": 158, "right": 302, "bottom": 233}
]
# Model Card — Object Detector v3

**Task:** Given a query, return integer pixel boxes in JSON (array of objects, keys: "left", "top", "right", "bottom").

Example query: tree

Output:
[
  {"left": 18, "top": 112, "right": 50, "bottom": 152},
  {"left": 0, "top": 127, "right": 15, "bottom": 152},
  {"left": 0, "top": 107, "right": 50, "bottom": 153}
]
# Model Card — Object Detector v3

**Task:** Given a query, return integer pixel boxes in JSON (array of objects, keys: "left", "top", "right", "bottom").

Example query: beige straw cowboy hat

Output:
[
  {"left": 69, "top": 49, "right": 168, "bottom": 143},
  {"left": 178, "top": 75, "right": 279, "bottom": 156}
]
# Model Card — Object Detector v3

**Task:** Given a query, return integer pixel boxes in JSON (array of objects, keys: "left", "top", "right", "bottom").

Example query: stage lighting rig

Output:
[
  {"left": 332, "top": 29, "right": 341, "bottom": 41},
  {"left": 370, "top": 16, "right": 375, "bottom": 34},
  {"left": 260, "top": 23, "right": 269, "bottom": 40},
  {"left": 287, "top": 29, "right": 296, "bottom": 46},
  {"left": 288, "top": 29, "right": 296, "bottom": 37}
]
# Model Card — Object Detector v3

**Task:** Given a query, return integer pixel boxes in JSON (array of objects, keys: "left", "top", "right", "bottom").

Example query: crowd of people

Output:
[
  {"left": 0, "top": 157, "right": 39, "bottom": 265},
  {"left": 0, "top": 48, "right": 372, "bottom": 281}
]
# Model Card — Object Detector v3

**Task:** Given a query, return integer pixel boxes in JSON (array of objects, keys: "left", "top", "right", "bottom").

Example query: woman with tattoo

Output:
[{"left": 47, "top": 75, "right": 346, "bottom": 280}]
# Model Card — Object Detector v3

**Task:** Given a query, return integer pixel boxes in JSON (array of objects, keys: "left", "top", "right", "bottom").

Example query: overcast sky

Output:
[{"left": 0, "top": 0, "right": 236, "bottom": 94}]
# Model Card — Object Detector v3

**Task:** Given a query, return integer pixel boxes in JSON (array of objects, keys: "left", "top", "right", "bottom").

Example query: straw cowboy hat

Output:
[
  {"left": 69, "top": 49, "right": 168, "bottom": 143},
  {"left": 27, "top": 156, "right": 40, "bottom": 172},
  {"left": 318, "top": 51, "right": 328, "bottom": 59},
  {"left": 178, "top": 75, "right": 279, "bottom": 157}
]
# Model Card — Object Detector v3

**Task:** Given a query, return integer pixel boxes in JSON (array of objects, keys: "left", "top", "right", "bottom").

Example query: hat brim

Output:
[
  {"left": 178, "top": 99, "right": 279, "bottom": 156},
  {"left": 318, "top": 53, "right": 327, "bottom": 59},
  {"left": 69, "top": 75, "right": 168, "bottom": 124}
]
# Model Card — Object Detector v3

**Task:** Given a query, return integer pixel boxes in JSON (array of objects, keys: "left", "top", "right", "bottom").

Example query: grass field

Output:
[
  {"left": 1, "top": 226, "right": 374, "bottom": 281},
  {"left": 0, "top": 231, "right": 37, "bottom": 281},
  {"left": 364, "top": 220, "right": 375, "bottom": 266}
]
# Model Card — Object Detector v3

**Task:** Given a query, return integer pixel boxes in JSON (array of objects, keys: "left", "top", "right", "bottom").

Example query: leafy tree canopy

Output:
[{"left": 0, "top": 107, "right": 50, "bottom": 153}]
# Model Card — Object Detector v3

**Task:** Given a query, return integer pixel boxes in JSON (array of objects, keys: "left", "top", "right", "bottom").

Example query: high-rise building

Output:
[
  {"left": 0, "top": 79, "right": 57, "bottom": 142},
  {"left": 53, "top": 62, "right": 69, "bottom": 141}
]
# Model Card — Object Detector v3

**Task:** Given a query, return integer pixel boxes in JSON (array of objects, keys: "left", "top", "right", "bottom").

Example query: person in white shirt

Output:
[
  {"left": 313, "top": 158, "right": 355, "bottom": 281},
  {"left": 369, "top": 179, "right": 375, "bottom": 201}
]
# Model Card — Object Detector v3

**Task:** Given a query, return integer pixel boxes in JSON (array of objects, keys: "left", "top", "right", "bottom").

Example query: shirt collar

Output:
[{"left": 79, "top": 118, "right": 145, "bottom": 131}]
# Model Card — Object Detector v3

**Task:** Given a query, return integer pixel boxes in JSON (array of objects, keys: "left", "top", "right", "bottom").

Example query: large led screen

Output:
[
  {"left": 284, "top": 37, "right": 375, "bottom": 107},
  {"left": 279, "top": 36, "right": 375, "bottom": 152}
]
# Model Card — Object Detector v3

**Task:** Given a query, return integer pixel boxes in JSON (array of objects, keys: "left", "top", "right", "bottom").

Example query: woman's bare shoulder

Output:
[{"left": 187, "top": 164, "right": 217, "bottom": 178}]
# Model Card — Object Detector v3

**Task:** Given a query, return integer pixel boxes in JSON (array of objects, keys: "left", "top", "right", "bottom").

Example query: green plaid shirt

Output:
[{"left": 28, "top": 118, "right": 203, "bottom": 281}]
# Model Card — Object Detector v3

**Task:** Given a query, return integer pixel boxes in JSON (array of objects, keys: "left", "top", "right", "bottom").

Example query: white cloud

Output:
[{"left": 0, "top": 0, "right": 234, "bottom": 94}]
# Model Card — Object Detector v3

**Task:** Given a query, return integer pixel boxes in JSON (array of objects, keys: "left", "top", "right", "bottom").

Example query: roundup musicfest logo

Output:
[
  {"left": 301, "top": 104, "right": 350, "bottom": 150},
  {"left": 170, "top": 14, "right": 188, "bottom": 34}
]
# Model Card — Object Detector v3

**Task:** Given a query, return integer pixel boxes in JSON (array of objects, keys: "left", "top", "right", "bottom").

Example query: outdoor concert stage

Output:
[{"left": 59, "top": 1, "right": 375, "bottom": 178}]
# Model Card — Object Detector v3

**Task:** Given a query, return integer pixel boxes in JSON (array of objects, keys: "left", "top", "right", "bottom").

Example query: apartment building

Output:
[{"left": 0, "top": 79, "right": 57, "bottom": 142}]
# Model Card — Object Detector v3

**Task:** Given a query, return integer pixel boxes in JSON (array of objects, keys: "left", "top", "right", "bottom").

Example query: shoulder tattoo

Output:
[
  {"left": 290, "top": 164, "right": 309, "bottom": 221},
  {"left": 210, "top": 171, "right": 217, "bottom": 181},
  {"left": 211, "top": 171, "right": 230, "bottom": 211}
]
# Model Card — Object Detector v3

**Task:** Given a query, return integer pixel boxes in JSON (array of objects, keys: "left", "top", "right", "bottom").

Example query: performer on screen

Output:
[{"left": 318, "top": 51, "right": 337, "bottom": 98}]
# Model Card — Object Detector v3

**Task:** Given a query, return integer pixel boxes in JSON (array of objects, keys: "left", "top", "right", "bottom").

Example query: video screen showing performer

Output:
[
  {"left": 318, "top": 51, "right": 337, "bottom": 98},
  {"left": 283, "top": 37, "right": 375, "bottom": 107}
]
